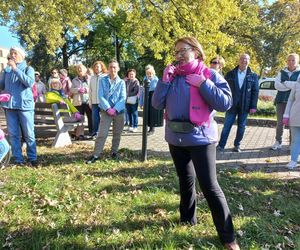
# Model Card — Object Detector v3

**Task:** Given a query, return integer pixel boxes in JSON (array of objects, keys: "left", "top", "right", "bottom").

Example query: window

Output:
[{"left": 260, "top": 81, "right": 275, "bottom": 90}]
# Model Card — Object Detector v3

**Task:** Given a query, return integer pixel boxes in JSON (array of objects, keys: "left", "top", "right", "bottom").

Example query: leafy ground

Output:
[{"left": 0, "top": 142, "right": 299, "bottom": 250}]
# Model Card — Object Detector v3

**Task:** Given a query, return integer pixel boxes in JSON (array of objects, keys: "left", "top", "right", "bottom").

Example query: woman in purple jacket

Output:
[{"left": 152, "top": 37, "right": 239, "bottom": 250}]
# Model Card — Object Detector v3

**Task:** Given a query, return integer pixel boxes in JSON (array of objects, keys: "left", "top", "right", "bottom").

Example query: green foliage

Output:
[
  {"left": 255, "top": 99, "right": 276, "bottom": 117},
  {"left": 0, "top": 144, "right": 299, "bottom": 249},
  {"left": 1, "top": 0, "right": 299, "bottom": 76}
]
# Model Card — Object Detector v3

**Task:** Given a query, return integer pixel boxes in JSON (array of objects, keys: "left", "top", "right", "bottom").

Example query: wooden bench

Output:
[{"left": 34, "top": 102, "right": 83, "bottom": 148}]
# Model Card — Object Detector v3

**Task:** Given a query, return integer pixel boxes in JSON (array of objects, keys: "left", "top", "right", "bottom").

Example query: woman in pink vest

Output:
[{"left": 152, "top": 37, "right": 239, "bottom": 250}]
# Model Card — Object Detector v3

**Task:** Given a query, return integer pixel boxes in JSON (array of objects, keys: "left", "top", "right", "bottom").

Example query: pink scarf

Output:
[{"left": 175, "top": 59, "right": 211, "bottom": 126}]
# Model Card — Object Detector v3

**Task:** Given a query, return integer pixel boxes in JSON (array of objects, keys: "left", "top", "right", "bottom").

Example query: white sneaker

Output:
[
  {"left": 286, "top": 161, "right": 297, "bottom": 170},
  {"left": 129, "top": 127, "right": 133, "bottom": 132},
  {"left": 271, "top": 141, "right": 282, "bottom": 150},
  {"left": 132, "top": 128, "right": 138, "bottom": 132}
]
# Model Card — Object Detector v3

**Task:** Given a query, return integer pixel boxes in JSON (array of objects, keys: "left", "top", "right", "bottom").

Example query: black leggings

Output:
[{"left": 169, "top": 143, "right": 235, "bottom": 244}]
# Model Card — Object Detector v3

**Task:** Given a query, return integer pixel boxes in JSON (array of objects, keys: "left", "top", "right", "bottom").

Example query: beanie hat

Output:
[{"left": 10, "top": 47, "right": 26, "bottom": 60}]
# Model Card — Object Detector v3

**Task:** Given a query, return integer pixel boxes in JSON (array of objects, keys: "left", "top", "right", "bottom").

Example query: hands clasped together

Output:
[
  {"left": 106, "top": 108, "right": 116, "bottom": 116},
  {"left": 163, "top": 64, "right": 206, "bottom": 87}
]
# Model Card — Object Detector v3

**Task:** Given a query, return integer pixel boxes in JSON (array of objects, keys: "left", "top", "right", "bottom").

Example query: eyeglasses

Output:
[
  {"left": 52, "top": 71, "right": 58, "bottom": 74},
  {"left": 210, "top": 61, "right": 219, "bottom": 64},
  {"left": 174, "top": 47, "right": 192, "bottom": 56}
]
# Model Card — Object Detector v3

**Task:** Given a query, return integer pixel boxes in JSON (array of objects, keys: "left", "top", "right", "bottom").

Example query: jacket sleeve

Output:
[
  {"left": 199, "top": 72, "right": 232, "bottom": 112},
  {"left": 113, "top": 81, "right": 126, "bottom": 112},
  {"left": 88, "top": 78, "right": 93, "bottom": 106},
  {"left": 0, "top": 71, "right": 5, "bottom": 90},
  {"left": 152, "top": 80, "right": 171, "bottom": 110},
  {"left": 70, "top": 78, "right": 80, "bottom": 94},
  {"left": 15, "top": 66, "right": 35, "bottom": 88},
  {"left": 250, "top": 74, "right": 259, "bottom": 109},
  {"left": 274, "top": 71, "right": 291, "bottom": 91},
  {"left": 99, "top": 78, "right": 111, "bottom": 111},
  {"left": 283, "top": 85, "right": 296, "bottom": 118}
]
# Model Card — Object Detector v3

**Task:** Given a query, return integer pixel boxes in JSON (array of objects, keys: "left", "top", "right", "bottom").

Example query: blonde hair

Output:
[
  {"left": 76, "top": 64, "right": 87, "bottom": 74},
  {"left": 145, "top": 64, "right": 156, "bottom": 75},
  {"left": 287, "top": 53, "right": 299, "bottom": 62},
  {"left": 175, "top": 37, "right": 205, "bottom": 61}
]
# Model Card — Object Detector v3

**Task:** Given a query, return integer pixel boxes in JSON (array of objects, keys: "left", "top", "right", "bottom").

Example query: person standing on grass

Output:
[
  {"left": 271, "top": 53, "right": 300, "bottom": 151},
  {"left": 0, "top": 47, "right": 38, "bottom": 167},
  {"left": 152, "top": 36, "right": 240, "bottom": 250},
  {"left": 217, "top": 54, "right": 259, "bottom": 153},
  {"left": 89, "top": 61, "right": 108, "bottom": 138},
  {"left": 86, "top": 59, "right": 126, "bottom": 163},
  {"left": 71, "top": 64, "right": 92, "bottom": 139}
]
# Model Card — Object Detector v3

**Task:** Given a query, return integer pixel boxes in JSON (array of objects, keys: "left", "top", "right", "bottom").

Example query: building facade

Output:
[{"left": 0, "top": 47, "right": 9, "bottom": 72}]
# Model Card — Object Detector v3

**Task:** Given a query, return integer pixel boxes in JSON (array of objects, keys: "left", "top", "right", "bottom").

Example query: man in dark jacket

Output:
[{"left": 217, "top": 54, "right": 259, "bottom": 152}]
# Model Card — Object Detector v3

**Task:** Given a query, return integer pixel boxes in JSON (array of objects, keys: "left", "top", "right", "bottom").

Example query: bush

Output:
[{"left": 256, "top": 99, "right": 276, "bottom": 117}]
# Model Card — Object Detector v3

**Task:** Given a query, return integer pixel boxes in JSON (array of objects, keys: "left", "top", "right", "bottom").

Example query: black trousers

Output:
[
  {"left": 169, "top": 143, "right": 235, "bottom": 244},
  {"left": 76, "top": 103, "right": 92, "bottom": 135}
]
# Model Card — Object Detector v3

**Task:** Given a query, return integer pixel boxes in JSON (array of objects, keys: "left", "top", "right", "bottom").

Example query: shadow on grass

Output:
[{"left": 1, "top": 159, "right": 300, "bottom": 249}]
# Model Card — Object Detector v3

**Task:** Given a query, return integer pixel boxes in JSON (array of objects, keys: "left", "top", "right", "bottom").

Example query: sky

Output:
[{"left": 0, "top": 26, "right": 22, "bottom": 49}]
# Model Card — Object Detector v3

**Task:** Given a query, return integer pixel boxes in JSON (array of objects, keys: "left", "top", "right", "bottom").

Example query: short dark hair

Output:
[{"left": 126, "top": 68, "right": 136, "bottom": 77}]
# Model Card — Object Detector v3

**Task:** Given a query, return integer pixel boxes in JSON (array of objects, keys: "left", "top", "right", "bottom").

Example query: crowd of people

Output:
[{"left": 0, "top": 41, "right": 300, "bottom": 249}]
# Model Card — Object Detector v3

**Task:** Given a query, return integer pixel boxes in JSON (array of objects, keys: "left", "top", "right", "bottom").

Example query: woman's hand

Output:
[
  {"left": 186, "top": 73, "right": 206, "bottom": 87},
  {"left": 107, "top": 108, "right": 116, "bottom": 116},
  {"left": 283, "top": 118, "right": 289, "bottom": 126},
  {"left": 162, "top": 64, "right": 176, "bottom": 83}
]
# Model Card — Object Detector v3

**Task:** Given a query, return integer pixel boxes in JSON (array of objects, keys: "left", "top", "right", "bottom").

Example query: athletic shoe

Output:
[
  {"left": 286, "top": 161, "right": 297, "bottom": 170},
  {"left": 85, "top": 155, "right": 99, "bottom": 164},
  {"left": 271, "top": 141, "right": 282, "bottom": 150}
]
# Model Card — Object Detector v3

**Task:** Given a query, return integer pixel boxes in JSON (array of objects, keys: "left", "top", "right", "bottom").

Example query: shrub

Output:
[{"left": 256, "top": 99, "right": 276, "bottom": 117}]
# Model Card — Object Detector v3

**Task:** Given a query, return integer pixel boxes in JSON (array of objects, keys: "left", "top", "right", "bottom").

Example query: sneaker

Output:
[
  {"left": 132, "top": 128, "right": 138, "bottom": 132},
  {"left": 216, "top": 145, "right": 224, "bottom": 152},
  {"left": 111, "top": 152, "right": 119, "bottom": 159},
  {"left": 286, "top": 161, "right": 297, "bottom": 170},
  {"left": 233, "top": 146, "right": 241, "bottom": 153},
  {"left": 271, "top": 141, "right": 282, "bottom": 150},
  {"left": 29, "top": 160, "right": 39, "bottom": 168},
  {"left": 85, "top": 155, "right": 99, "bottom": 164}
]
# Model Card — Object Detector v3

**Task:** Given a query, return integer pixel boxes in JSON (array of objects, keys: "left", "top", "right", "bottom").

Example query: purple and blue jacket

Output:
[{"left": 152, "top": 69, "right": 232, "bottom": 146}]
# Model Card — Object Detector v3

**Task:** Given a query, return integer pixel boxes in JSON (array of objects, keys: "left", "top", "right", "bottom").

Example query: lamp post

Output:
[{"left": 141, "top": 78, "right": 150, "bottom": 161}]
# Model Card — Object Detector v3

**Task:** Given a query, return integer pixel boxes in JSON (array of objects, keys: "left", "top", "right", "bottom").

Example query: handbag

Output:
[{"left": 126, "top": 95, "right": 138, "bottom": 104}]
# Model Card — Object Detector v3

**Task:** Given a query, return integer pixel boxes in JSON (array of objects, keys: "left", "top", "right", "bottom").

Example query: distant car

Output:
[{"left": 259, "top": 78, "right": 276, "bottom": 101}]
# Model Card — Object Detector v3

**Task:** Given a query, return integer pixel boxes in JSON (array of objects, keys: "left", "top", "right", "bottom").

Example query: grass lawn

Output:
[{"left": 0, "top": 143, "right": 299, "bottom": 249}]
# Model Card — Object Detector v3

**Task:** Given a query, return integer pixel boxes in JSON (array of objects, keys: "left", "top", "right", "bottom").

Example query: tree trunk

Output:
[{"left": 62, "top": 43, "right": 69, "bottom": 69}]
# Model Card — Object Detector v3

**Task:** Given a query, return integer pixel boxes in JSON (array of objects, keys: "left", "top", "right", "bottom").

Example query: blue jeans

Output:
[
  {"left": 92, "top": 104, "right": 101, "bottom": 135},
  {"left": 126, "top": 103, "right": 138, "bottom": 128},
  {"left": 290, "top": 126, "right": 300, "bottom": 162},
  {"left": 5, "top": 109, "right": 37, "bottom": 163},
  {"left": 218, "top": 112, "right": 248, "bottom": 148}
]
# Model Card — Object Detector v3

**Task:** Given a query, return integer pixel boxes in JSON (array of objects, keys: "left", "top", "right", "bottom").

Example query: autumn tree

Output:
[{"left": 0, "top": 0, "right": 98, "bottom": 68}]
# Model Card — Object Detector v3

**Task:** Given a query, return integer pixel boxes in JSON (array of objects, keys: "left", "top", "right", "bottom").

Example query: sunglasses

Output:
[{"left": 210, "top": 61, "right": 219, "bottom": 64}]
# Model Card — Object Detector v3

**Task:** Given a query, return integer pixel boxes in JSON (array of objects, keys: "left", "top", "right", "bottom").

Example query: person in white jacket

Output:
[
  {"left": 283, "top": 75, "right": 300, "bottom": 169},
  {"left": 88, "top": 61, "right": 107, "bottom": 137},
  {"left": 271, "top": 53, "right": 300, "bottom": 150}
]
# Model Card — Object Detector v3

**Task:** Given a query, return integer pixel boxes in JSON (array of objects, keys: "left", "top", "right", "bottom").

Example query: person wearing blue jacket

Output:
[
  {"left": 86, "top": 59, "right": 126, "bottom": 163},
  {"left": 152, "top": 37, "right": 240, "bottom": 250},
  {"left": 217, "top": 54, "right": 259, "bottom": 152},
  {"left": 0, "top": 47, "right": 37, "bottom": 166}
]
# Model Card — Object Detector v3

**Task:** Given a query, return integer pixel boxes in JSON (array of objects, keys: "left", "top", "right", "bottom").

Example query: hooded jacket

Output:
[{"left": 0, "top": 61, "right": 35, "bottom": 110}]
